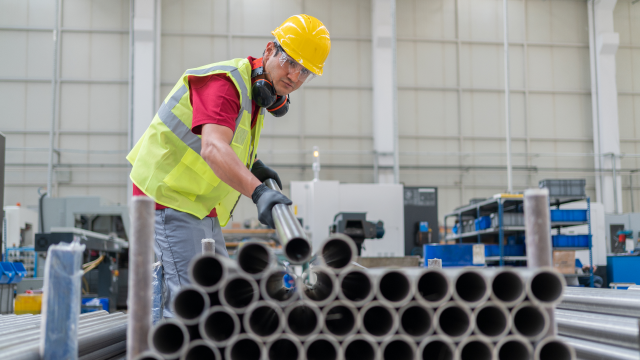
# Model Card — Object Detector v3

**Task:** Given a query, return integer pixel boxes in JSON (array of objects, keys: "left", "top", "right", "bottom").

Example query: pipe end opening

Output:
[
  {"left": 363, "top": 305, "right": 394, "bottom": 337},
  {"left": 531, "top": 272, "right": 563, "bottom": 303},
  {"left": 153, "top": 323, "right": 185, "bottom": 355},
  {"left": 286, "top": 238, "right": 312, "bottom": 263},
  {"left": 422, "top": 341, "right": 453, "bottom": 360},
  {"left": 383, "top": 339, "right": 414, "bottom": 360},
  {"left": 456, "top": 272, "right": 487, "bottom": 303},
  {"left": 401, "top": 306, "right": 431, "bottom": 336},
  {"left": 192, "top": 256, "right": 223, "bottom": 289},
  {"left": 204, "top": 311, "right": 236, "bottom": 342},
  {"left": 417, "top": 272, "right": 448, "bottom": 303},
  {"left": 476, "top": 306, "right": 507, "bottom": 337},
  {"left": 238, "top": 243, "right": 271, "bottom": 275},
  {"left": 269, "top": 338, "right": 299, "bottom": 360},
  {"left": 379, "top": 272, "right": 410, "bottom": 302},
  {"left": 492, "top": 272, "right": 524, "bottom": 303},
  {"left": 322, "top": 238, "right": 354, "bottom": 270},
  {"left": 341, "top": 271, "right": 372, "bottom": 302}
]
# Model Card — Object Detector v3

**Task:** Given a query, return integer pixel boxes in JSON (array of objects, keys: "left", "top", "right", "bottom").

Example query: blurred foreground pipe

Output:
[
  {"left": 369, "top": 268, "right": 413, "bottom": 308},
  {"left": 260, "top": 267, "right": 299, "bottom": 306},
  {"left": 359, "top": 301, "right": 399, "bottom": 341},
  {"left": 244, "top": 301, "right": 285, "bottom": 342},
  {"left": 299, "top": 266, "right": 339, "bottom": 307},
  {"left": 266, "top": 333, "right": 304, "bottom": 360},
  {"left": 284, "top": 300, "right": 323, "bottom": 341},
  {"left": 555, "top": 309, "right": 640, "bottom": 350},
  {"left": 398, "top": 301, "right": 434, "bottom": 341},
  {"left": 219, "top": 273, "right": 260, "bottom": 314},
  {"left": 226, "top": 333, "right": 266, "bottom": 360},
  {"left": 341, "top": 334, "right": 379, "bottom": 360},
  {"left": 128, "top": 196, "right": 155, "bottom": 359},
  {"left": 473, "top": 301, "right": 511, "bottom": 341},
  {"left": 434, "top": 301, "right": 474, "bottom": 342},
  {"left": 487, "top": 268, "right": 526, "bottom": 307},
  {"left": 559, "top": 335, "right": 637, "bottom": 360},
  {"left": 535, "top": 337, "right": 576, "bottom": 360},
  {"left": 511, "top": 301, "right": 549, "bottom": 341},
  {"left": 79, "top": 340, "right": 126, "bottom": 360},
  {"left": 441, "top": 268, "right": 490, "bottom": 308},
  {"left": 337, "top": 268, "right": 375, "bottom": 307},
  {"left": 200, "top": 306, "right": 240, "bottom": 347},
  {"left": 304, "top": 334, "right": 341, "bottom": 360},
  {"left": 148, "top": 319, "right": 190, "bottom": 359},
  {"left": 493, "top": 335, "right": 533, "bottom": 360},
  {"left": 188, "top": 254, "right": 237, "bottom": 293},
  {"left": 322, "top": 300, "right": 359, "bottom": 341},
  {"left": 172, "top": 286, "right": 210, "bottom": 325},
  {"left": 236, "top": 241, "right": 275, "bottom": 279},
  {"left": 455, "top": 336, "right": 493, "bottom": 360},
  {"left": 318, "top": 234, "right": 357, "bottom": 273},
  {"left": 264, "top": 178, "right": 312, "bottom": 264},
  {"left": 0, "top": 311, "right": 106, "bottom": 336},
  {"left": 521, "top": 268, "right": 565, "bottom": 306},
  {"left": 558, "top": 287, "right": 640, "bottom": 317},
  {"left": 180, "top": 339, "right": 221, "bottom": 360},
  {"left": 201, "top": 239, "right": 215, "bottom": 254},
  {"left": 380, "top": 335, "right": 417, "bottom": 360},
  {"left": 132, "top": 351, "right": 163, "bottom": 360},
  {"left": 405, "top": 268, "right": 451, "bottom": 308},
  {"left": 418, "top": 336, "right": 455, "bottom": 360}
]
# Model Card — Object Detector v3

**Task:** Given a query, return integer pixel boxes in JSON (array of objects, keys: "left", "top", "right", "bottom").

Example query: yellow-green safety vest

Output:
[{"left": 127, "top": 58, "right": 264, "bottom": 225}]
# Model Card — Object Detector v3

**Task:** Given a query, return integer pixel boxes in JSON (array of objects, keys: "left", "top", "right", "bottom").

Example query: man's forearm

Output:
[{"left": 203, "top": 142, "right": 261, "bottom": 197}]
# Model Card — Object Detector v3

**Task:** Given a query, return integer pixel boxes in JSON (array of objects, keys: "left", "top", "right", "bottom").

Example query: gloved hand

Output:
[
  {"left": 252, "top": 184, "right": 293, "bottom": 229},
  {"left": 251, "top": 159, "right": 283, "bottom": 190}
]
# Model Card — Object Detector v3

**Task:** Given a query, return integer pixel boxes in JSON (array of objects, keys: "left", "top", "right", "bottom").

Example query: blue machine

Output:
[
  {"left": 606, "top": 255, "right": 640, "bottom": 287},
  {"left": 423, "top": 244, "right": 485, "bottom": 267}
]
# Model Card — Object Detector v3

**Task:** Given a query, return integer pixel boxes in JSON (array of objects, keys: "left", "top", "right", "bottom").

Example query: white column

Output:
[
  {"left": 372, "top": 0, "right": 398, "bottom": 184},
  {"left": 588, "top": 0, "right": 622, "bottom": 214}
]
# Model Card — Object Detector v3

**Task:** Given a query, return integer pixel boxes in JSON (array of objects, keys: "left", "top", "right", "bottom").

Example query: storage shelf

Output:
[
  {"left": 552, "top": 247, "right": 589, "bottom": 251},
  {"left": 485, "top": 256, "right": 527, "bottom": 261},
  {"left": 445, "top": 226, "right": 526, "bottom": 240},
  {"left": 551, "top": 221, "right": 588, "bottom": 228}
]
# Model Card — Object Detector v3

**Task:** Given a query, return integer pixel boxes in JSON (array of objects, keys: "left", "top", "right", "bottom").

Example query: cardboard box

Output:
[{"left": 553, "top": 251, "right": 575, "bottom": 274}]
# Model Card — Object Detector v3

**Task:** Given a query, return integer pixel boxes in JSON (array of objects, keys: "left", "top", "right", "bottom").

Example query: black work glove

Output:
[
  {"left": 251, "top": 159, "right": 282, "bottom": 190},
  {"left": 252, "top": 184, "right": 293, "bottom": 229}
]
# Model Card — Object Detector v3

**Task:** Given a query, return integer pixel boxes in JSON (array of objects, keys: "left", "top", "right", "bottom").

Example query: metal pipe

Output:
[
  {"left": 260, "top": 267, "right": 300, "bottom": 307},
  {"left": 559, "top": 335, "right": 638, "bottom": 360},
  {"left": 148, "top": 319, "right": 190, "bottom": 359},
  {"left": 558, "top": 287, "right": 640, "bottom": 317},
  {"left": 79, "top": 340, "right": 126, "bottom": 360},
  {"left": 359, "top": 301, "right": 399, "bottom": 342},
  {"left": 225, "top": 333, "right": 266, "bottom": 360},
  {"left": 455, "top": 335, "right": 494, "bottom": 360},
  {"left": 472, "top": 301, "right": 511, "bottom": 341},
  {"left": 398, "top": 301, "right": 435, "bottom": 341},
  {"left": 303, "top": 334, "right": 342, "bottom": 360},
  {"left": 555, "top": 309, "right": 640, "bottom": 350},
  {"left": 317, "top": 234, "right": 357, "bottom": 273},
  {"left": 380, "top": 335, "right": 417, "bottom": 360},
  {"left": 337, "top": 268, "right": 375, "bottom": 307},
  {"left": 298, "top": 266, "right": 339, "bottom": 307},
  {"left": 236, "top": 241, "right": 276, "bottom": 279},
  {"left": 487, "top": 268, "right": 526, "bottom": 307},
  {"left": 201, "top": 239, "right": 215, "bottom": 254},
  {"left": 172, "top": 285, "right": 210, "bottom": 325},
  {"left": 243, "top": 300, "right": 285, "bottom": 342},
  {"left": 322, "top": 300, "right": 359, "bottom": 341},
  {"left": 535, "top": 337, "right": 576, "bottom": 360},
  {"left": 524, "top": 188, "right": 552, "bottom": 268},
  {"left": 0, "top": 310, "right": 103, "bottom": 330},
  {"left": 442, "top": 268, "right": 490, "bottom": 308},
  {"left": 511, "top": 301, "right": 550, "bottom": 341},
  {"left": 188, "top": 253, "right": 237, "bottom": 293},
  {"left": 521, "top": 268, "right": 565, "bottom": 307},
  {"left": 199, "top": 306, "right": 240, "bottom": 348},
  {"left": 434, "top": 301, "right": 474, "bottom": 342},
  {"left": 132, "top": 351, "right": 163, "bottom": 360},
  {"left": 368, "top": 268, "right": 414, "bottom": 308},
  {"left": 266, "top": 333, "right": 304, "bottom": 360},
  {"left": 493, "top": 335, "right": 533, "bottom": 360},
  {"left": 284, "top": 300, "right": 323, "bottom": 341},
  {"left": 219, "top": 273, "right": 260, "bottom": 314},
  {"left": 341, "top": 334, "right": 379, "bottom": 360},
  {"left": 128, "top": 196, "right": 156, "bottom": 359},
  {"left": 405, "top": 268, "right": 451, "bottom": 308},
  {"left": 264, "top": 178, "right": 312, "bottom": 264},
  {"left": 180, "top": 339, "right": 221, "bottom": 360},
  {"left": 417, "top": 336, "right": 455, "bottom": 360}
]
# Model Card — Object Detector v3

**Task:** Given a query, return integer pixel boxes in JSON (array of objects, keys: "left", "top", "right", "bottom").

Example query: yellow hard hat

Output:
[{"left": 271, "top": 14, "right": 331, "bottom": 76}]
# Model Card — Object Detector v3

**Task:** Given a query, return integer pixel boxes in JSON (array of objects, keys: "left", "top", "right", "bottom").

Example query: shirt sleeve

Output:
[{"left": 189, "top": 73, "right": 241, "bottom": 135}]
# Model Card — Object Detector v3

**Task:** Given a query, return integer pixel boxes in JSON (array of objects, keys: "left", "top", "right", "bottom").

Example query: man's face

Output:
[{"left": 263, "top": 42, "right": 305, "bottom": 96}]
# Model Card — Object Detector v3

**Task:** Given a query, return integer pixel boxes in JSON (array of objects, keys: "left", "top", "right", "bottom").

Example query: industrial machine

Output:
[
  {"left": 403, "top": 187, "right": 438, "bottom": 256},
  {"left": 605, "top": 213, "right": 640, "bottom": 254},
  {"left": 330, "top": 212, "right": 384, "bottom": 255}
]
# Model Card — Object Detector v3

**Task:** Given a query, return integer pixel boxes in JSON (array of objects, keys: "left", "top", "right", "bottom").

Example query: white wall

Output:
[{"left": 1, "top": 0, "right": 639, "bottom": 229}]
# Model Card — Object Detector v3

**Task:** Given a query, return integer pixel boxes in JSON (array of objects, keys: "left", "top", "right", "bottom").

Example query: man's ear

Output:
[{"left": 263, "top": 42, "right": 275, "bottom": 63}]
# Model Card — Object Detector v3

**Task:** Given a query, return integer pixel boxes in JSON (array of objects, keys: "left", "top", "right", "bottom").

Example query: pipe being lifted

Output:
[{"left": 264, "top": 178, "right": 312, "bottom": 264}]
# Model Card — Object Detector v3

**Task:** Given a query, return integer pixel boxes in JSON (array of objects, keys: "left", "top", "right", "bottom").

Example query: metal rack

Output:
[{"left": 6, "top": 247, "right": 37, "bottom": 277}]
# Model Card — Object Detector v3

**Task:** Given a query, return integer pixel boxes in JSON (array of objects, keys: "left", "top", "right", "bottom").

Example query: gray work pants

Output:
[{"left": 154, "top": 208, "right": 229, "bottom": 318}]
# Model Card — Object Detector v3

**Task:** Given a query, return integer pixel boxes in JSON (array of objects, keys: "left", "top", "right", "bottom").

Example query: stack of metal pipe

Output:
[{"left": 143, "top": 233, "right": 574, "bottom": 360}]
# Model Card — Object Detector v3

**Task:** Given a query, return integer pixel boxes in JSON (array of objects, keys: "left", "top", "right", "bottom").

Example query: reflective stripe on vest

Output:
[{"left": 157, "top": 65, "right": 251, "bottom": 154}]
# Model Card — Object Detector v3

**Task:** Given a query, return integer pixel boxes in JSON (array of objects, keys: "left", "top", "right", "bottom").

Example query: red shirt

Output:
[{"left": 133, "top": 56, "right": 262, "bottom": 217}]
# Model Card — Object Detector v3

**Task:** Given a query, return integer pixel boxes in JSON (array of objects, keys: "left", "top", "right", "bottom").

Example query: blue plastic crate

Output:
[
  {"left": 423, "top": 244, "right": 485, "bottom": 267},
  {"left": 553, "top": 235, "right": 590, "bottom": 248},
  {"left": 507, "top": 234, "right": 525, "bottom": 245},
  {"left": 11, "top": 262, "right": 27, "bottom": 283},
  {"left": 550, "top": 209, "right": 588, "bottom": 222},
  {"left": 452, "top": 224, "right": 459, "bottom": 234},
  {"left": 0, "top": 262, "right": 16, "bottom": 284},
  {"left": 475, "top": 216, "right": 492, "bottom": 231},
  {"left": 484, "top": 245, "right": 525, "bottom": 257}
]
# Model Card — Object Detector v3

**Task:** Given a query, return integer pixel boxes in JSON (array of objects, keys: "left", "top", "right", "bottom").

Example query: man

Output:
[{"left": 127, "top": 15, "right": 331, "bottom": 317}]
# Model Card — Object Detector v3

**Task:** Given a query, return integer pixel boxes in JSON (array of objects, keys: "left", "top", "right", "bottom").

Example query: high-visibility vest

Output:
[{"left": 127, "top": 58, "right": 264, "bottom": 225}]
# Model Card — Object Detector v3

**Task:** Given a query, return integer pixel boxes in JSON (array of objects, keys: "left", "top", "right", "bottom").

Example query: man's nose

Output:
[{"left": 288, "top": 69, "right": 301, "bottom": 83}]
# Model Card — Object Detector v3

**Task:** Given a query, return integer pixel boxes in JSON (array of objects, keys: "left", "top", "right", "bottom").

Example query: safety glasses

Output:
[{"left": 278, "top": 50, "right": 317, "bottom": 84}]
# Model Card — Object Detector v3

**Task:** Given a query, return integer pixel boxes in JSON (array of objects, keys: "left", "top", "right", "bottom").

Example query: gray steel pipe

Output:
[
  {"left": 303, "top": 334, "right": 342, "bottom": 360},
  {"left": 558, "top": 287, "right": 640, "bottom": 317},
  {"left": 260, "top": 267, "right": 300, "bottom": 307},
  {"left": 317, "top": 234, "right": 358, "bottom": 273},
  {"left": 79, "top": 340, "right": 125, "bottom": 360},
  {"left": 219, "top": 273, "right": 260, "bottom": 314},
  {"left": 417, "top": 336, "right": 456, "bottom": 360},
  {"left": 368, "top": 268, "right": 414, "bottom": 308},
  {"left": 555, "top": 309, "right": 640, "bottom": 350},
  {"left": 473, "top": 301, "right": 511, "bottom": 341},
  {"left": 264, "top": 178, "right": 312, "bottom": 264},
  {"left": 266, "top": 333, "right": 305, "bottom": 360},
  {"left": 398, "top": 301, "right": 435, "bottom": 341},
  {"left": 493, "top": 335, "right": 533, "bottom": 360},
  {"left": 359, "top": 301, "right": 399, "bottom": 342},
  {"left": 180, "top": 339, "right": 221, "bottom": 360},
  {"left": 236, "top": 240, "right": 276, "bottom": 279},
  {"left": 299, "top": 266, "right": 339, "bottom": 307},
  {"left": 441, "top": 268, "right": 490, "bottom": 308},
  {"left": 128, "top": 196, "right": 155, "bottom": 359},
  {"left": 132, "top": 351, "right": 163, "bottom": 360},
  {"left": 521, "top": 267, "right": 565, "bottom": 307},
  {"left": 201, "top": 238, "right": 215, "bottom": 254},
  {"left": 405, "top": 268, "right": 452, "bottom": 308},
  {"left": 380, "top": 335, "right": 417, "bottom": 360},
  {"left": 525, "top": 188, "right": 553, "bottom": 268},
  {"left": 434, "top": 301, "right": 474, "bottom": 342},
  {"left": 188, "top": 253, "right": 237, "bottom": 293},
  {"left": 535, "top": 337, "right": 576, "bottom": 360},
  {"left": 148, "top": 318, "right": 190, "bottom": 359},
  {"left": 172, "top": 285, "right": 210, "bottom": 325},
  {"left": 199, "top": 305, "right": 241, "bottom": 347},
  {"left": 559, "top": 335, "right": 637, "bottom": 360},
  {"left": 284, "top": 300, "right": 324, "bottom": 341},
  {"left": 485, "top": 268, "right": 526, "bottom": 308},
  {"left": 341, "top": 334, "right": 380, "bottom": 360},
  {"left": 511, "top": 301, "right": 550, "bottom": 342},
  {"left": 225, "top": 333, "right": 266, "bottom": 360},
  {"left": 243, "top": 300, "right": 285, "bottom": 342},
  {"left": 337, "top": 268, "right": 375, "bottom": 307},
  {"left": 322, "top": 300, "right": 359, "bottom": 341},
  {"left": 0, "top": 311, "right": 107, "bottom": 336},
  {"left": 455, "top": 336, "right": 493, "bottom": 360}
]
